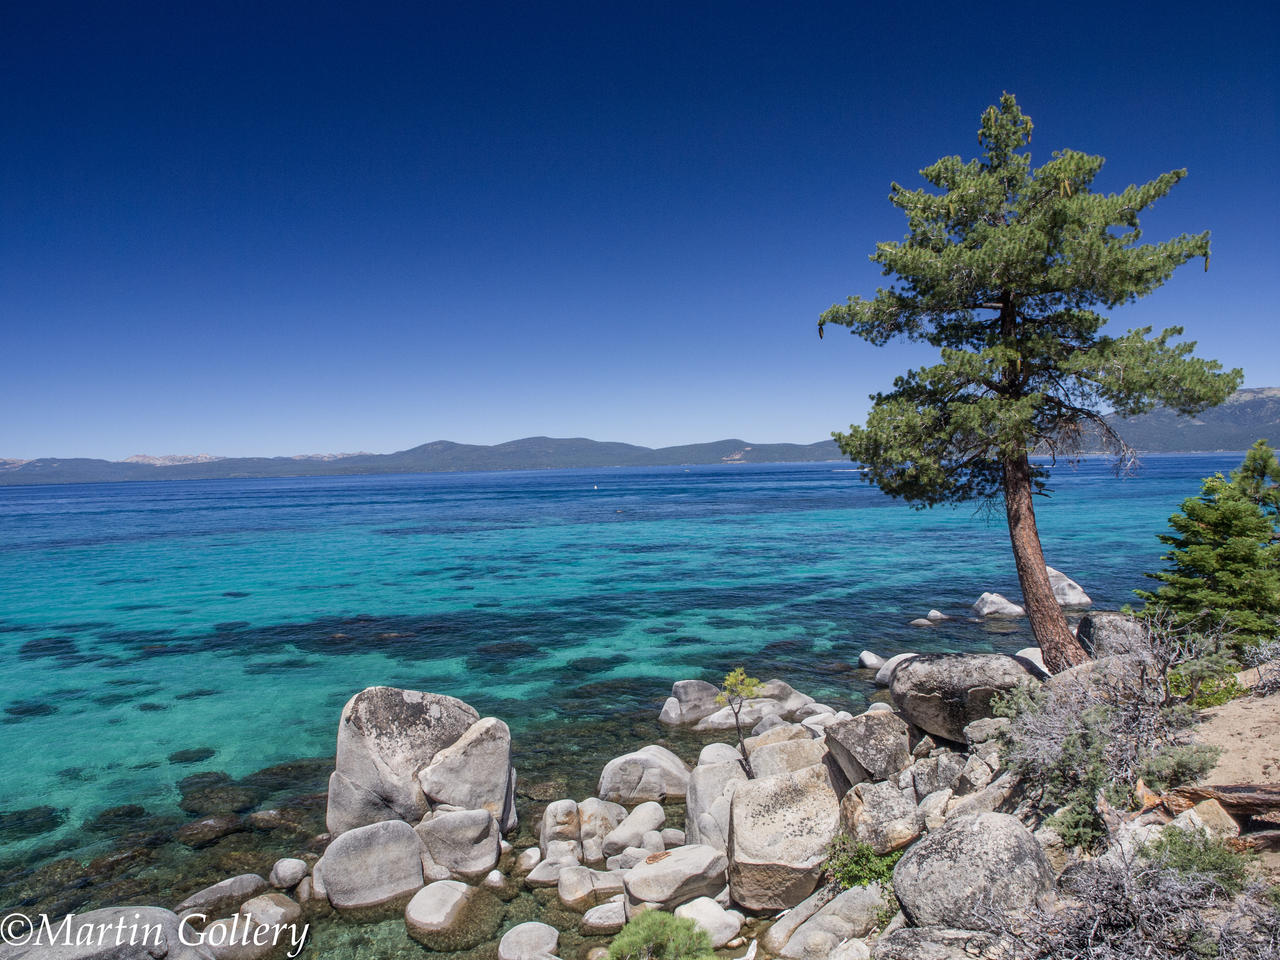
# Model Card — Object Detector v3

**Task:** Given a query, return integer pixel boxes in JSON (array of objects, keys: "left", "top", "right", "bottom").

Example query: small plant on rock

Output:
[
  {"left": 607, "top": 909, "right": 714, "bottom": 960},
  {"left": 717, "top": 667, "right": 762, "bottom": 778},
  {"left": 823, "top": 833, "right": 903, "bottom": 890}
]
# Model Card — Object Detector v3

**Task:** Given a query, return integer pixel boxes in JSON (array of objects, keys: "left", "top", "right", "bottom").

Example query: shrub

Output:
[
  {"left": 976, "top": 849, "right": 1277, "bottom": 959},
  {"left": 1142, "top": 827, "right": 1253, "bottom": 897},
  {"left": 994, "top": 639, "right": 1219, "bottom": 850},
  {"left": 607, "top": 910, "right": 714, "bottom": 960},
  {"left": 823, "top": 833, "right": 902, "bottom": 890}
]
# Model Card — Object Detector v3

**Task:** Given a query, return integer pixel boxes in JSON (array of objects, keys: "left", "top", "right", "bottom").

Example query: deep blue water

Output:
[{"left": 0, "top": 455, "right": 1237, "bottom": 862}]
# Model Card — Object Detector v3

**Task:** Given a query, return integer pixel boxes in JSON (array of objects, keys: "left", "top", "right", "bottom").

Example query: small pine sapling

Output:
[{"left": 717, "top": 667, "right": 762, "bottom": 778}]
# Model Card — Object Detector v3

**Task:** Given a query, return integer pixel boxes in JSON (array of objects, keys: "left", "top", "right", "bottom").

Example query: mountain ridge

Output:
[{"left": 3, "top": 388, "right": 1276, "bottom": 486}]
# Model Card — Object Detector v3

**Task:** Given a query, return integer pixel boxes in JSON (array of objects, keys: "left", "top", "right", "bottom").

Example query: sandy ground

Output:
[
  {"left": 1195, "top": 683, "right": 1280, "bottom": 880},
  {"left": 1197, "top": 687, "right": 1280, "bottom": 784}
]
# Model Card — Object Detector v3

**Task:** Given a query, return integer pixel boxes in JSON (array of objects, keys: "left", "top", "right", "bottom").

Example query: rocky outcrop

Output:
[
  {"left": 658, "top": 679, "right": 722, "bottom": 725},
  {"left": 602, "top": 801, "right": 666, "bottom": 857},
  {"left": 892, "top": 812, "right": 1053, "bottom": 932},
  {"left": 889, "top": 654, "right": 1040, "bottom": 742},
  {"left": 777, "top": 883, "right": 886, "bottom": 960},
  {"left": 728, "top": 764, "right": 841, "bottom": 910},
  {"left": 578, "top": 797, "right": 627, "bottom": 864},
  {"left": 319, "top": 819, "right": 425, "bottom": 914},
  {"left": 417, "top": 716, "right": 517, "bottom": 833},
  {"left": 326, "top": 687, "right": 480, "bottom": 835},
  {"left": 874, "top": 653, "right": 918, "bottom": 688},
  {"left": 597, "top": 745, "right": 691, "bottom": 803},
  {"left": 750, "top": 737, "right": 827, "bottom": 780},
  {"left": 684, "top": 760, "right": 747, "bottom": 851}
]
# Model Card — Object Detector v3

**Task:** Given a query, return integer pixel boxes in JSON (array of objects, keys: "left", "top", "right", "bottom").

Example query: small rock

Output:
[
  {"left": 858, "top": 651, "right": 886, "bottom": 670},
  {"left": 269, "top": 858, "right": 308, "bottom": 889}
]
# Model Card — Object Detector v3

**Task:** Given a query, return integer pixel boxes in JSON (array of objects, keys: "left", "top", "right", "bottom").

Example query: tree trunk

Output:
[{"left": 1002, "top": 452, "right": 1091, "bottom": 673}]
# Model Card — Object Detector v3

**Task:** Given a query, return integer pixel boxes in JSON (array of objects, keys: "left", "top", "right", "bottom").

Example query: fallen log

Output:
[
  {"left": 1168, "top": 784, "right": 1280, "bottom": 817},
  {"left": 1230, "top": 830, "right": 1280, "bottom": 853}
]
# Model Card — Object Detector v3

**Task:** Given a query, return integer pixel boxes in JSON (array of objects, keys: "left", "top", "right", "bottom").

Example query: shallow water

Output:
[{"left": 0, "top": 456, "right": 1238, "bottom": 926}]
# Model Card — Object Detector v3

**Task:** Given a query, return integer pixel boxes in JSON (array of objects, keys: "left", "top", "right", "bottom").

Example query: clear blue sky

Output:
[{"left": 3, "top": 1, "right": 1277, "bottom": 460}]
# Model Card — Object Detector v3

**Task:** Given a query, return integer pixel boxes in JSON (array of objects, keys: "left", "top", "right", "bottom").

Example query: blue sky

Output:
[{"left": 3, "top": 2, "right": 1277, "bottom": 460}]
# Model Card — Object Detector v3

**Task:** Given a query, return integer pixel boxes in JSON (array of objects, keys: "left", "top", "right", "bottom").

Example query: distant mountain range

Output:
[
  {"left": 1106, "top": 387, "right": 1280, "bottom": 453},
  {"left": 3, "top": 388, "right": 1275, "bottom": 486},
  {"left": 0, "top": 438, "right": 843, "bottom": 485}
]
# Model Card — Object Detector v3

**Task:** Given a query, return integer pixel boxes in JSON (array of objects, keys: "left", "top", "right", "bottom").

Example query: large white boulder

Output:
[
  {"left": 622, "top": 843, "right": 729, "bottom": 910},
  {"left": 684, "top": 761, "right": 747, "bottom": 851},
  {"left": 321, "top": 819, "right": 425, "bottom": 914},
  {"left": 728, "top": 763, "right": 841, "bottom": 910},
  {"left": 326, "top": 686, "right": 479, "bottom": 835},
  {"left": 749, "top": 737, "right": 827, "bottom": 780},
  {"left": 598, "top": 744, "right": 691, "bottom": 803},
  {"left": 417, "top": 716, "right": 517, "bottom": 832},
  {"left": 658, "top": 679, "right": 722, "bottom": 725}
]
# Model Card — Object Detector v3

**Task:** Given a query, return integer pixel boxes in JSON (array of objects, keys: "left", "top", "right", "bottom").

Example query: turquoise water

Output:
[{"left": 0, "top": 456, "right": 1236, "bottom": 866}]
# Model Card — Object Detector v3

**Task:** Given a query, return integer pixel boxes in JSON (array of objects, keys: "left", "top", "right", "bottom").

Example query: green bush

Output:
[
  {"left": 1142, "top": 828, "right": 1253, "bottom": 898},
  {"left": 823, "top": 834, "right": 902, "bottom": 889},
  {"left": 1168, "top": 655, "right": 1246, "bottom": 708},
  {"left": 1135, "top": 742, "right": 1220, "bottom": 793},
  {"left": 607, "top": 910, "right": 714, "bottom": 960}
]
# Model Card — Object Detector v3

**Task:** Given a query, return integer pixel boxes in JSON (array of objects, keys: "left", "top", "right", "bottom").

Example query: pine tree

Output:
[
  {"left": 819, "top": 94, "right": 1241, "bottom": 672},
  {"left": 1137, "top": 466, "right": 1280, "bottom": 654},
  {"left": 1230, "top": 439, "right": 1280, "bottom": 523}
]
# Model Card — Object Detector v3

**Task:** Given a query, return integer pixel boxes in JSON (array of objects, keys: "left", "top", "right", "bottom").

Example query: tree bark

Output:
[{"left": 1002, "top": 452, "right": 1091, "bottom": 673}]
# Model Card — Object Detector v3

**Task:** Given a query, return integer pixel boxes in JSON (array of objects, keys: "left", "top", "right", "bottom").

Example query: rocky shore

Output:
[{"left": 4, "top": 603, "right": 1273, "bottom": 960}]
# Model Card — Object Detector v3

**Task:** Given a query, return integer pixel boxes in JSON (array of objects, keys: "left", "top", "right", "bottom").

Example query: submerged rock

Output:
[{"left": 404, "top": 880, "right": 502, "bottom": 951}]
